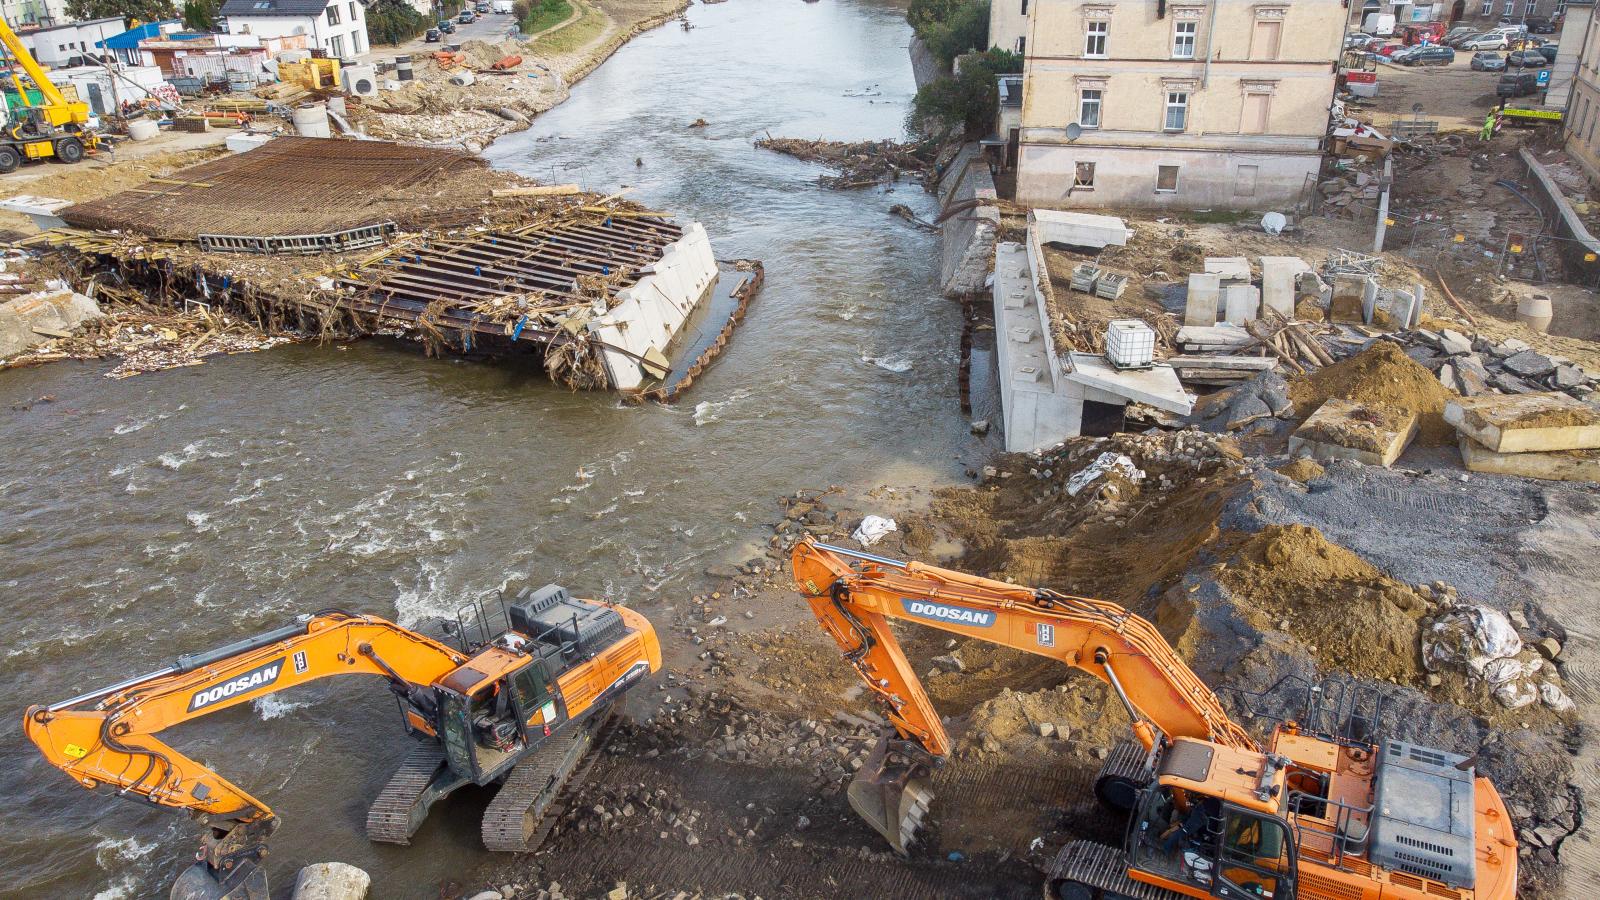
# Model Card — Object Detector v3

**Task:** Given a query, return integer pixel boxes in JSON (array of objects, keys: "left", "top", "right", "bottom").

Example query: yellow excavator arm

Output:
[
  {"left": 790, "top": 539, "right": 1255, "bottom": 851},
  {"left": 25, "top": 611, "right": 466, "bottom": 825}
]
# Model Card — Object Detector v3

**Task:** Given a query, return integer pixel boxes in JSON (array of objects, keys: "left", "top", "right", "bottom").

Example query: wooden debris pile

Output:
[{"left": 756, "top": 137, "right": 935, "bottom": 189}]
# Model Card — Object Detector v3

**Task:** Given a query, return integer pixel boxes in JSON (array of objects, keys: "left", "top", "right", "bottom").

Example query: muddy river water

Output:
[{"left": 0, "top": 2, "right": 979, "bottom": 896}]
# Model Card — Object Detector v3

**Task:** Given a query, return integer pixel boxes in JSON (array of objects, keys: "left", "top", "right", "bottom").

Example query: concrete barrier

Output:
[
  {"left": 591, "top": 221, "right": 718, "bottom": 391},
  {"left": 290, "top": 862, "right": 370, "bottom": 900}
]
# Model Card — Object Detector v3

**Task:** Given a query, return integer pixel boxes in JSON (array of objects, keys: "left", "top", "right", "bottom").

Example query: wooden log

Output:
[{"left": 491, "top": 184, "right": 581, "bottom": 197}]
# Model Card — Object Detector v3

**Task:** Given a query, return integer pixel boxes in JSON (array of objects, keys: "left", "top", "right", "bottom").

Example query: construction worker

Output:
[{"left": 1480, "top": 110, "right": 1497, "bottom": 141}]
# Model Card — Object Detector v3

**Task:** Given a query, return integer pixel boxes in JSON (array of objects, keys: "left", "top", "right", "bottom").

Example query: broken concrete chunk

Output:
[
  {"left": 1503, "top": 349, "right": 1557, "bottom": 378},
  {"left": 1536, "top": 637, "right": 1562, "bottom": 661},
  {"left": 1439, "top": 329, "right": 1474, "bottom": 356},
  {"left": 1492, "top": 372, "right": 1538, "bottom": 395},
  {"left": 1438, "top": 364, "right": 1456, "bottom": 390},
  {"left": 1036, "top": 722, "right": 1056, "bottom": 738},
  {"left": 1553, "top": 364, "right": 1587, "bottom": 389}
]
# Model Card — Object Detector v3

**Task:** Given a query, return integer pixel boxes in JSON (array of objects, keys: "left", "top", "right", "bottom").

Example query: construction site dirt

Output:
[{"left": 8, "top": 4, "right": 1600, "bottom": 900}]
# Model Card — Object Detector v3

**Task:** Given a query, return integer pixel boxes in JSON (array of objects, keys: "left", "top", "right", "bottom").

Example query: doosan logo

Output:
[
  {"left": 901, "top": 599, "right": 996, "bottom": 628},
  {"left": 188, "top": 659, "right": 284, "bottom": 712}
]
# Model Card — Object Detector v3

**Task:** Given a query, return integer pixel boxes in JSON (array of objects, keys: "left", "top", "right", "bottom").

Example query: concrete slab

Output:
[
  {"left": 994, "top": 241, "right": 1084, "bottom": 452},
  {"left": 1459, "top": 435, "right": 1600, "bottom": 482},
  {"left": 1444, "top": 393, "right": 1600, "bottom": 453},
  {"left": 1205, "top": 257, "right": 1251, "bottom": 283},
  {"left": 1259, "top": 256, "right": 1309, "bottom": 318},
  {"left": 1184, "top": 273, "right": 1221, "bottom": 327},
  {"left": 0, "top": 194, "right": 72, "bottom": 231},
  {"left": 1031, "top": 209, "right": 1129, "bottom": 249},
  {"left": 1223, "top": 285, "right": 1260, "bottom": 325},
  {"left": 1288, "top": 398, "right": 1418, "bottom": 467},
  {"left": 1064, "top": 352, "right": 1194, "bottom": 415}
]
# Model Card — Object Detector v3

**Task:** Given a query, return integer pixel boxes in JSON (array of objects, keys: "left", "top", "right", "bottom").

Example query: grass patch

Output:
[
  {"left": 529, "top": 0, "right": 604, "bottom": 54},
  {"left": 520, "top": 0, "right": 572, "bottom": 34}
]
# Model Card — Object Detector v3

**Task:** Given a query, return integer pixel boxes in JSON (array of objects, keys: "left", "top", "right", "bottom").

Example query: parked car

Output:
[
  {"left": 475, "top": 1, "right": 489, "bottom": 11},
  {"left": 1528, "top": 17, "right": 1558, "bottom": 34},
  {"left": 437, "top": 18, "right": 455, "bottom": 32},
  {"left": 1403, "top": 45, "right": 1455, "bottom": 66},
  {"left": 1462, "top": 34, "right": 1511, "bottom": 50},
  {"left": 1448, "top": 32, "right": 1485, "bottom": 48},
  {"left": 1537, "top": 44, "right": 1559, "bottom": 63},
  {"left": 1444, "top": 25, "right": 1478, "bottom": 43},
  {"left": 1402, "top": 22, "right": 1447, "bottom": 45},
  {"left": 424, "top": 26, "right": 442, "bottom": 41},
  {"left": 1498, "top": 71, "right": 1540, "bottom": 97},
  {"left": 1375, "top": 42, "right": 1408, "bottom": 56},
  {"left": 1471, "top": 50, "right": 1507, "bottom": 70},
  {"left": 1507, "top": 49, "right": 1550, "bottom": 68},
  {"left": 457, "top": 10, "right": 474, "bottom": 22}
]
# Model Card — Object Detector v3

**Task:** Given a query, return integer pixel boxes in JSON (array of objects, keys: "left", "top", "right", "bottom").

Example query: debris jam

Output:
[{"left": 755, "top": 137, "right": 937, "bottom": 189}]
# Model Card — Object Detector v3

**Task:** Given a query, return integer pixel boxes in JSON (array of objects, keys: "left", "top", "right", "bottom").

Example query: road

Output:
[{"left": 363, "top": 8, "right": 522, "bottom": 62}]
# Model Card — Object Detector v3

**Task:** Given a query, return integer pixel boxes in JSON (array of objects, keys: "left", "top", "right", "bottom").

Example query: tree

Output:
[
  {"left": 907, "top": 0, "right": 962, "bottom": 30},
  {"left": 181, "top": 0, "right": 218, "bottom": 31},
  {"left": 908, "top": 48, "right": 1022, "bottom": 141},
  {"left": 922, "top": 0, "right": 990, "bottom": 68},
  {"left": 64, "top": 0, "right": 174, "bottom": 23},
  {"left": 365, "top": 0, "right": 430, "bottom": 45}
]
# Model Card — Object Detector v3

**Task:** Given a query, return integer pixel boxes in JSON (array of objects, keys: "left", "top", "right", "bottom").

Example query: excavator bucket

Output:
[
  {"left": 168, "top": 861, "right": 267, "bottom": 900},
  {"left": 846, "top": 733, "right": 935, "bottom": 855}
]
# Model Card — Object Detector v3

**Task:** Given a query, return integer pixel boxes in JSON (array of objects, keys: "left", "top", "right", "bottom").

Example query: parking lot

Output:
[{"left": 1362, "top": 48, "right": 1544, "bottom": 133}]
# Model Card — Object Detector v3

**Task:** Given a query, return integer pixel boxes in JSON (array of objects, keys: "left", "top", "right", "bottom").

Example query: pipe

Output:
[
  {"left": 811, "top": 542, "right": 910, "bottom": 570},
  {"left": 1201, "top": 0, "right": 1218, "bottom": 88}
]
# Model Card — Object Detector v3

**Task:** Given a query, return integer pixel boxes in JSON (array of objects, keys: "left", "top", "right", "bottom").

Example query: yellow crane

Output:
[{"left": 0, "top": 14, "right": 99, "bottom": 172}]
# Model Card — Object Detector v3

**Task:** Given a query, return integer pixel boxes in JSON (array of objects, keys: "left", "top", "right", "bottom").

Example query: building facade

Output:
[
  {"left": 1349, "top": 0, "right": 1569, "bottom": 30},
  {"left": 1562, "top": 1, "right": 1600, "bottom": 181},
  {"left": 220, "top": 0, "right": 368, "bottom": 59},
  {"left": 991, "top": 0, "right": 1030, "bottom": 55},
  {"left": 15, "top": 16, "right": 122, "bottom": 67},
  {"left": 0, "top": 0, "right": 69, "bottom": 29},
  {"left": 1012, "top": 0, "right": 1345, "bottom": 210}
]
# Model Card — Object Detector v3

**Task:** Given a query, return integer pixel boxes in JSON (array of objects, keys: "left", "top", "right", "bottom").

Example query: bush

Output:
[
  {"left": 908, "top": 48, "right": 1021, "bottom": 141},
  {"left": 366, "top": 0, "right": 430, "bottom": 45}
]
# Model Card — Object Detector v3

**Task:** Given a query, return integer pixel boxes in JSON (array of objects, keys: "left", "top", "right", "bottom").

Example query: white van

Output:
[{"left": 492, "top": 0, "right": 512, "bottom": 12}]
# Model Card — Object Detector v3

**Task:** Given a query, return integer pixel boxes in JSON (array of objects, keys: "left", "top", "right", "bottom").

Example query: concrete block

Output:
[
  {"left": 1259, "top": 256, "right": 1308, "bottom": 318},
  {"left": 1204, "top": 257, "right": 1252, "bottom": 283},
  {"left": 1030, "top": 209, "right": 1129, "bottom": 249},
  {"left": 1329, "top": 275, "right": 1368, "bottom": 324},
  {"left": 1288, "top": 398, "right": 1418, "bottom": 467},
  {"left": 1223, "top": 285, "right": 1260, "bottom": 325},
  {"left": 1410, "top": 282, "right": 1426, "bottom": 328},
  {"left": 1361, "top": 278, "right": 1378, "bottom": 324},
  {"left": 1444, "top": 393, "right": 1600, "bottom": 453},
  {"left": 1065, "top": 352, "right": 1193, "bottom": 415},
  {"left": 1184, "top": 273, "right": 1221, "bottom": 326},
  {"left": 1459, "top": 435, "right": 1600, "bottom": 482},
  {"left": 1386, "top": 290, "right": 1414, "bottom": 330}
]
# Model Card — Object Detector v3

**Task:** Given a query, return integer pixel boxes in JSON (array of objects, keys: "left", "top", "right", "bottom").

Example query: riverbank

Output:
[{"left": 349, "top": 0, "right": 690, "bottom": 150}]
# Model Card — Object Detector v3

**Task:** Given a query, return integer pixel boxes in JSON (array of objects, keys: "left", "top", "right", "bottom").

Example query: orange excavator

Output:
[
  {"left": 792, "top": 539, "right": 1518, "bottom": 900},
  {"left": 25, "top": 588, "right": 659, "bottom": 900}
]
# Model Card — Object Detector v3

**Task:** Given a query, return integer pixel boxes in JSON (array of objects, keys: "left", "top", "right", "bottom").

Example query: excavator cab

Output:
[
  {"left": 431, "top": 640, "right": 568, "bottom": 783},
  {"left": 1124, "top": 784, "right": 1298, "bottom": 900}
]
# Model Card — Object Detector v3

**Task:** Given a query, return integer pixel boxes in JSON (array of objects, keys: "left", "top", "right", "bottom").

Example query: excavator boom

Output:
[{"left": 791, "top": 539, "right": 1254, "bottom": 852}]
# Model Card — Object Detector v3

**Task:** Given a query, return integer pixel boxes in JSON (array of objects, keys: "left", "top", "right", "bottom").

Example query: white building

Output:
[
  {"left": 15, "top": 16, "right": 122, "bottom": 68},
  {"left": 0, "top": 0, "right": 69, "bottom": 29},
  {"left": 220, "top": 0, "right": 369, "bottom": 59}
]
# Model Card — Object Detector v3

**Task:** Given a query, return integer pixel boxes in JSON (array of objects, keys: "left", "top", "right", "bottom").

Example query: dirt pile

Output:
[
  {"left": 1274, "top": 457, "right": 1325, "bottom": 482},
  {"left": 1288, "top": 339, "right": 1458, "bottom": 445},
  {"left": 927, "top": 431, "right": 1246, "bottom": 607},
  {"left": 1211, "top": 524, "right": 1426, "bottom": 684}
]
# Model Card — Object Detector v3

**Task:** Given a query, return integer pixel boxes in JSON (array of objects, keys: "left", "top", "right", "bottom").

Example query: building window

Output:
[
  {"left": 327, "top": 3, "right": 341, "bottom": 24},
  {"left": 1020, "top": 0, "right": 1028, "bottom": 13},
  {"left": 1164, "top": 91, "right": 1188, "bottom": 131},
  {"left": 1524, "top": 0, "right": 1536, "bottom": 14},
  {"left": 1557, "top": 0, "right": 1568, "bottom": 14},
  {"left": 1173, "top": 21, "right": 1197, "bottom": 58},
  {"left": 1156, "top": 165, "right": 1180, "bottom": 193},
  {"left": 1251, "top": 18, "right": 1282, "bottom": 60},
  {"left": 350, "top": 0, "right": 357, "bottom": 18},
  {"left": 1241, "top": 91, "right": 1271, "bottom": 133},
  {"left": 1085, "top": 21, "right": 1108, "bottom": 57},
  {"left": 1016, "top": 35, "right": 1025, "bottom": 54},
  {"left": 1235, "top": 164, "right": 1259, "bottom": 197},
  {"left": 1479, "top": 0, "right": 1492, "bottom": 12},
  {"left": 329, "top": 34, "right": 345, "bottom": 56},
  {"left": 1074, "top": 161, "right": 1096, "bottom": 188},
  {"left": 352, "top": 31, "right": 363, "bottom": 53},
  {"left": 1503, "top": 0, "right": 1514, "bottom": 14},
  {"left": 1079, "top": 88, "right": 1102, "bottom": 127}
]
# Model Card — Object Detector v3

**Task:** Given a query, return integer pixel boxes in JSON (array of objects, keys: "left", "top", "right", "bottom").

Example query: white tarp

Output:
[
  {"left": 852, "top": 515, "right": 897, "bottom": 547},
  {"left": 1066, "top": 452, "right": 1144, "bottom": 497}
]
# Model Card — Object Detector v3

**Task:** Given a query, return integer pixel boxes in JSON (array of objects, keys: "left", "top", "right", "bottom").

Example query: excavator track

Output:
[
  {"left": 481, "top": 707, "right": 617, "bottom": 852},
  {"left": 1044, "top": 840, "right": 1186, "bottom": 900},
  {"left": 366, "top": 744, "right": 447, "bottom": 845},
  {"left": 1093, "top": 741, "right": 1152, "bottom": 812}
]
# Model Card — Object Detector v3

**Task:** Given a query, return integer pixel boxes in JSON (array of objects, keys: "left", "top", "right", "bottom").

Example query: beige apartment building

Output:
[{"left": 1004, "top": 0, "right": 1346, "bottom": 210}]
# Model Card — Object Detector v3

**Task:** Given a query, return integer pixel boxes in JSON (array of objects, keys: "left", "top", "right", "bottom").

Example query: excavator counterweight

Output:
[
  {"left": 791, "top": 539, "right": 1519, "bottom": 900},
  {"left": 26, "top": 590, "right": 659, "bottom": 900}
]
